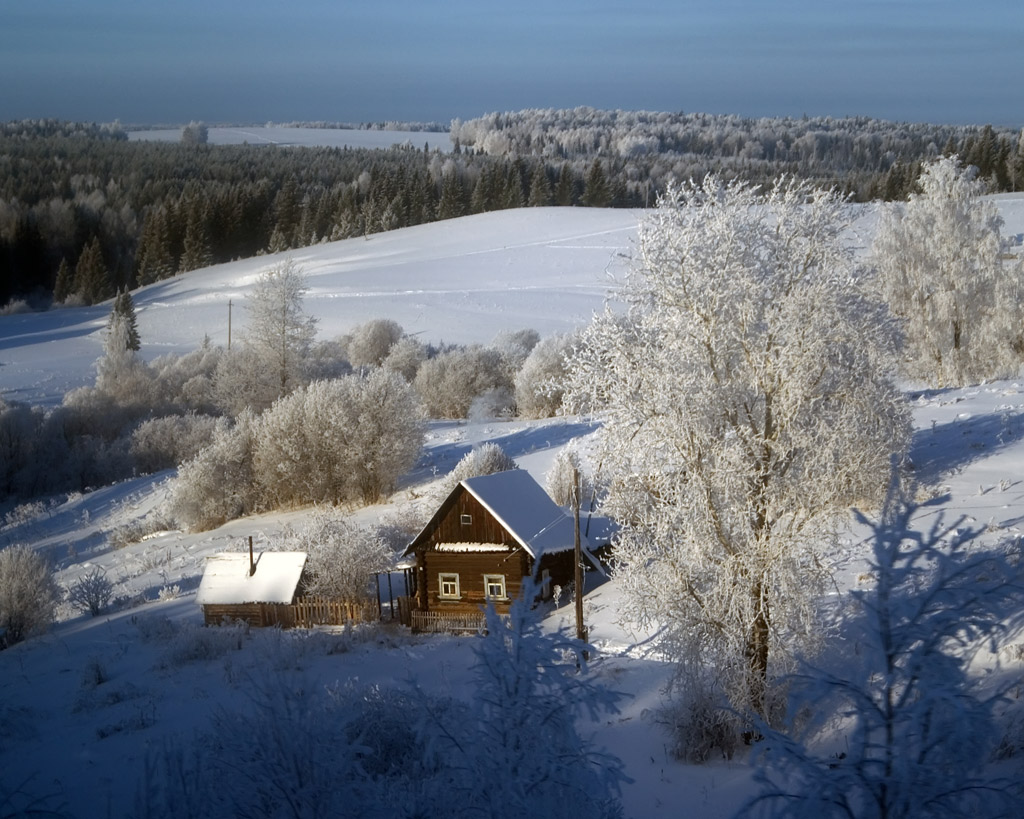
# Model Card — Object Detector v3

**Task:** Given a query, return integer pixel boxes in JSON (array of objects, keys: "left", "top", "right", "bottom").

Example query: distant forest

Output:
[{"left": 2, "top": 110, "right": 1023, "bottom": 308}]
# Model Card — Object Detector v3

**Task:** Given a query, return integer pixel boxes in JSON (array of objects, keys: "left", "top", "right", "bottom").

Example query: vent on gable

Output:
[{"left": 460, "top": 514, "right": 472, "bottom": 525}]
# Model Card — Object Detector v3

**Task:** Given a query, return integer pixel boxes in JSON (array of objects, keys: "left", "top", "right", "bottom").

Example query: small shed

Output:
[
  {"left": 196, "top": 550, "right": 307, "bottom": 627},
  {"left": 403, "top": 469, "right": 598, "bottom": 627}
]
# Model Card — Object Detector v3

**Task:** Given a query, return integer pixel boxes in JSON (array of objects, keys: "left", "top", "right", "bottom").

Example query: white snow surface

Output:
[
  {"left": 194, "top": 551, "right": 307, "bottom": 605},
  {"left": 128, "top": 125, "right": 453, "bottom": 152},
  {"left": 2, "top": 201, "right": 1024, "bottom": 818}
]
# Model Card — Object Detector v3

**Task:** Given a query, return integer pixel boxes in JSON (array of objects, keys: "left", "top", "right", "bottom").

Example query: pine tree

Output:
[
  {"left": 436, "top": 170, "right": 465, "bottom": 220},
  {"left": 179, "top": 196, "right": 212, "bottom": 272}
]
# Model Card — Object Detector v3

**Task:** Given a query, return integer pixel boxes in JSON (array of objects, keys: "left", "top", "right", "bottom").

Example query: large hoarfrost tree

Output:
[
  {"left": 873, "top": 155, "right": 1023, "bottom": 387},
  {"left": 237, "top": 258, "right": 318, "bottom": 409},
  {"left": 565, "top": 176, "right": 910, "bottom": 726}
]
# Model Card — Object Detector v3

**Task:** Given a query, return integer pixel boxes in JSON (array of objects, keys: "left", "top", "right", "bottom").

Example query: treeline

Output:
[
  {"left": 3, "top": 110, "right": 1024, "bottom": 308},
  {"left": 454, "top": 108, "right": 1024, "bottom": 198}
]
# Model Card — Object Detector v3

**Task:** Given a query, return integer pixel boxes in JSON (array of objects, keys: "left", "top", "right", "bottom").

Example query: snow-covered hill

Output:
[{"left": 2, "top": 202, "right": 1024, "bottom": 818}]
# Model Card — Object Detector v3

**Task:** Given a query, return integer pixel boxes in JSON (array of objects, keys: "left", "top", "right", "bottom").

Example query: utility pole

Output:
[
  {"left": 573, "top": 466, "right": 587, "bottom": 646},
  {"left": 227, "top": 299, "right": 232, "bottom": 350}
]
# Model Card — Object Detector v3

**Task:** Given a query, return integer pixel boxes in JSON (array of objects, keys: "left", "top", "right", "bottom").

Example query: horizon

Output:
[{"left": 1, "top": 1, "right": 1022, "bottom": 130}]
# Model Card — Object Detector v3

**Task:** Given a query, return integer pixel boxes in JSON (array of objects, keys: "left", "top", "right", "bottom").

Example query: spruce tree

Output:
[
  {"left": 53, "top": 257, "right": 73, "bottom": 303},
  {"left": 528, "top": 164, "right": 553, "bottom": 206},
  {"left": 74, "top": 237, "right": 112, "bottom": 305},
  {"left": 582, "top": 160, "right": 612, "bottom": 207},
  {"left": 109, "top": 287, "right": 141, "bottom": 352}
]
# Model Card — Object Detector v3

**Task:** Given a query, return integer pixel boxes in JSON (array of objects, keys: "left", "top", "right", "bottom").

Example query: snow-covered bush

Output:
[
  {"left": 432, "top": 442, "right": 518, "bottom": 500},
  {"left": 0, "top": 545, "right": 60, "bottom": 644},
  {"left": 746, "top": 483, "right": 1024, "bottom": 818},
  {"left": 148, "top": 341, "right": 223, "bottom": 413},
  {"left": 381, "top": 335, "right": 426, "bottom": 382},
  {"left": 346, "top": 318, "right": 403, "bottom": 368},
  {"left": 564, "top": 175, "right": 911, "bottom": 727},
  {"left": 414, "top": 345, "right": 512, "bottom": 418},
  {"left": 169, "top": 410, "right": 260, "bottom": 531},
  {"left": 66, "top": 568, "right": 114, "bottom": 617},
  {"left": 282, "top": 510, "right": 394, "bottom": 602},
  {"left": 254, "top": 371, "right": 424, "bottom": 507},
  {"left": 130, "top": 413, "right": 223, "bottom": 474},
  {"left": 491, "top": 327, "right": 540, "bottom": 379},
  {"left": 544, "top": 445, "right": 595, "bottom": 507},
  {"left": 873, "top": 155, "right": 1024, "bottom": 387},
  {"left": 514, "top": 331, "right": 573, "bottom": 418}
]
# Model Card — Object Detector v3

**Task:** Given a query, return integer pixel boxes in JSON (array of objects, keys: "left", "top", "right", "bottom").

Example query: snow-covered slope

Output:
[{"left": 2, "top": 201, "right": 1024, "bottom": 818}]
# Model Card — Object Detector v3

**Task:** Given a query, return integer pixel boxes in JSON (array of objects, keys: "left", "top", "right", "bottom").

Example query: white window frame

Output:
[
  {"left": 483, "top": 574, "right": 507, "bottom": 601},
  {"left": 460, "top": 514, "right": 472, "bottom": 525},
  {"left": 438, "top": 572, "right": 461, "bottom": 600}
]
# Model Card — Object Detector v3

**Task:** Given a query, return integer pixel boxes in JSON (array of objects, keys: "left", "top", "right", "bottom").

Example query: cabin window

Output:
[
  {"left": 439, "top": 573, "right": 461, "bottom": 599},
  {"left": 483, "top": 574, "right": 507, "bottom": 600},
  {"left": 460, "top": 514, "right": 472, "bottom": 525}
]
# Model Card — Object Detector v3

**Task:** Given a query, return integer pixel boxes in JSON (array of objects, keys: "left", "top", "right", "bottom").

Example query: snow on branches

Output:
[{"left": 565, "top": 175, "right": 911, "bottom": 732}]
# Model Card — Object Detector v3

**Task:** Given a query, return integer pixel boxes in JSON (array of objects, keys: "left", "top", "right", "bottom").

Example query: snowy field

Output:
[
  {"left": 128, "top": 125, "right": 452, "bottom": 152},
  {"left": 2, "top": 201, "right": 1024, "bottom": 817}
]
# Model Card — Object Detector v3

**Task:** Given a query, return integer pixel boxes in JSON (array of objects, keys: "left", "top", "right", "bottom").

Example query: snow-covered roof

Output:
[
  {"left": 460, "top": 470, "right": 590, "bottom": 559},
  {"left": 195, "top": 551, "right": 307, "bottom": 605}
]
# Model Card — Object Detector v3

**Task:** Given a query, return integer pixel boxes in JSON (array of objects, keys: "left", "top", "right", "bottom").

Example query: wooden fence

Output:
[
  {"left": 410, "top": 610, "right": 489, "bottom": 634},
  {"left": 269, "top": 597, "right": 377, "bottom": 629}
]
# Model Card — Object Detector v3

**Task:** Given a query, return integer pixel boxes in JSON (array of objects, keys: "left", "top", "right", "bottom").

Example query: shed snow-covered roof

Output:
[
  {"left": 195, "top": 551, "right": 306, "bottom": 605},
  {"left": 407, "top": 469, "right": 591, "bottom": 560}
]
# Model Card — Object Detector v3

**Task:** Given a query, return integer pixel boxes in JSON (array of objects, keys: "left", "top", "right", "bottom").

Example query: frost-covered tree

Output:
[
  {"left": 432, "top": 442, "right": 518, "bottom": 500},
  {"left": 414, "top": 345, "right": 512, "bottom": 419},
  {"left": 514, "top": 331, "right": 573, "bottom": 418},
  {"left": 170, "top": 410, "right": 261, "bottom": 531},
  {"left": 108, "top": 288, "right": 140, "bottom": 352},
  {"left": 0, "top": 545, "right": 60, "bottom": 644},
  {"left": 346, "top": 318, "right": 403, "bottom": 369},
  {"left": 545, "top": 445, "right": 595, "bottom": 508},
  {"left": 242, "top": 259, "right": 317, "bottom": 402},
  {"left": 283, "top": 510, "right": 394, "bottom": 602},
  {"left": 95, "top": 310, "right": 156, "bottom": 406},
  {"left": 255, "top": 371, "right": 424, "bottom": 507},
  {"left": 873, "top": 156, "right": 1024, "bottom": 387},
  {"left": 746, "top": 484, "right": 1024, "bottom": 818},
  {"left": 381, "top": 335, "right": 426, "bottom": 382},
  {"left": 67, "top": 567, "right": 114, "bottom": 617},
  {"left": 565, "top": 176, "right": 910, "bottom": 727}
]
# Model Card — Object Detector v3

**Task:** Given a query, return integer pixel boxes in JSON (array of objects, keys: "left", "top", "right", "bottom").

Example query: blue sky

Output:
[{"left": 2, "top": 1, "right": 1021, "bottom": 126}]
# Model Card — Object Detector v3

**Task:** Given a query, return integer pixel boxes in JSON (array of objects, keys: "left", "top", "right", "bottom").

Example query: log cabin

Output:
[
  {"left": 196, "top": 550, "right": 307, "bottom": 627},
  {"left": 403, "top": 469, "right": 598, "bottom": 625}
]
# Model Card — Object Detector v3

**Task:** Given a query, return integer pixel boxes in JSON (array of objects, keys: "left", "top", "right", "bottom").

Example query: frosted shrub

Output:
[
  {"left": 67, "top": 568, "right": 114, "bottom": 616},
  {"left": 157, "top": 584, "right": 181, "bottom": 602},
  {"left": 432, "top": 442, "right": 518, "bottom": 500},
  {"left": 255, "top": 371, "right": 424, "bottom": 507},
  {"left": 545, "top": 445, "right": 595, "bottom": 507},
  {"left": 414, "top": 345, "right": 512, "bottom": 418},
  {"left": 346, "top": 318, "right": 403, "bottom": 368},
  {"left": 130, "top": 413, "right": 223, "bottom": 473},
  {"left": 381, "top": 335, "right": 426, "bottom": 382},
  {"left": 491, "top": 327, "right": 540, "bottom": 380},
  {"left": 514, "top": 331, "right": 573, "bottom": 418},
  {"left": 148, "top": 341, "right": 223, "bottom": 413},
  {"left": 282, "top": 510, "right": 394, "bottom": 601},
  {"left": 0, "top": 545, "right": 60, "bottom": 644},
  {"left": 169, "top": 411, "right": 260, "bottom": 531}
]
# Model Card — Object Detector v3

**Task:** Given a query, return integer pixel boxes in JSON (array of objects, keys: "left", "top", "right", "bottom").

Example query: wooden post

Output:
[
  {"left": 228, "top": 299, "right": 232, "bottom": 350},
  {"left": 573, "top": 467, "right": 587, "bottom": 646},
  {"left": 248, "top": 535, "right": 255, "bottom": 576}
]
